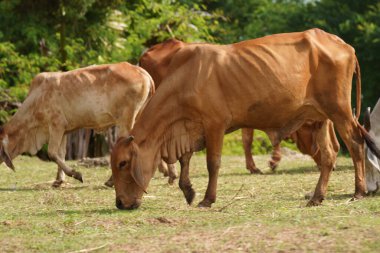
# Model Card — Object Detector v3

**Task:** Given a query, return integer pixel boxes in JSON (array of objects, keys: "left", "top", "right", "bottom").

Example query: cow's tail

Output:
[
  {"left": 353, "top": 56, "right": 380, "bottom": 159},
  {"left": 354, "top": 55, "right": 361, "bottom": 120},
  {"left": 134, "top": 67, "right": 155, "bottom": 121}
]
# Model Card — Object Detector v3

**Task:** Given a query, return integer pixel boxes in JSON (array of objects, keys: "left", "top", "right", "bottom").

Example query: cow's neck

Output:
[
  {"left": 131, "top": 89, "right": 181, "bottom": 160},
  {"left": 131, "top": 88, "right": 203, "bottom": 165}
]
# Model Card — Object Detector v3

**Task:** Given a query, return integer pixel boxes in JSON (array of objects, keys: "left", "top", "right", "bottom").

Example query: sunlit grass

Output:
[{"left": 0, "top": 154, "right": 379, "bottom": 252}]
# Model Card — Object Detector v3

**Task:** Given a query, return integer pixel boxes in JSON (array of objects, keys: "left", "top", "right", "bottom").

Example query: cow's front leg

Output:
[
  {"left": 198, "top": 127, "right": 224, "bottom": 208},
  {"left": 179, "top": 152, "right": 195, "bottom": 204},
  {"left": 52, "top": 135, "right": 67, "bottom": 187},
  {"left": 48, "top": 131, "right": 83, "bottom": 183},
  {"left": 242, "top": 128, "right": 262, "bottom": 174}
]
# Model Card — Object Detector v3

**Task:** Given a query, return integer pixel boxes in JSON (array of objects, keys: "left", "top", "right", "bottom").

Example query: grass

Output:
[{"left": 0, "top": 153, "right": 380, "bottom": 252}]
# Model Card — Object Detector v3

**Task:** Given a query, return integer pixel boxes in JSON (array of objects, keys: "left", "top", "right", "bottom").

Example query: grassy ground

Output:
[{"left": 0, "top": 153, "right": 380, "bottom": 253}]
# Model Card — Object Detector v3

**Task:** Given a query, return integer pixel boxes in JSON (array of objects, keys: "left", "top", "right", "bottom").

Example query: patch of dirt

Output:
[{"left": 146, "top": 217, "right": 186, "bottom": 226}]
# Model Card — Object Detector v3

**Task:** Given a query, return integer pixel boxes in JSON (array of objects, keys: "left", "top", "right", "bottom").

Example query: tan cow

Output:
[
  {"left": 111, "top": 29, "right": 380, "bottom": 210},
  {"left": 0, "top": 62, "right": 154, "bottom": 187},
  {"left": 139, "top": 39, "right": 339, "bottom": 174}
]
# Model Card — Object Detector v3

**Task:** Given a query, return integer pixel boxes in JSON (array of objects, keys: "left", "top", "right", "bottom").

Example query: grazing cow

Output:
[
  {"left": 111, "top": 29, "right": 380, "bottom": 210},
  {"left": 139, "top": 38, "right": 339, "bottom": 174},
  {"left": 0, "top": 62, "right": 154, "bottom": 187},
  {"left": 364, "top": 99, "right": 380, "bottom": 193}
]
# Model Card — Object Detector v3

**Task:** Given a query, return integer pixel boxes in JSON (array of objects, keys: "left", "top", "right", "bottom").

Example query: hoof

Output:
[
  {"left": 52, "top": 180, "right": 63, "bottom": 188},
  {"left": 168, "top": 175, "right": 177, "bottom": 185},
  {"left": 249, "top": 168, "right": 263, "bottom": 174},
  {"left": 197, "top": 199, "right": 213, "bottom": 208},
  {"left": 269, "top": 161, "right": 278, "bottom": 171},
  {"left": 354, "top": 191, "right": 366, "bottom": 199},
  {"left": 352, "top": 192, "right": 365, "bottom": 201},
  {"left": 72, "top": 171, "right": 83, "bottom": 183},
  {"left": 184, "top": 188, "right": 196, "bottom": 205},
  {"left": 306, "top": 198, "right": 323, "bottom": 207},
  {"left": 104, "top": 180, "right": 114, "bottom": 188},
  {"left": 304, "top": 191, "right": 314, "bottom": 200}
]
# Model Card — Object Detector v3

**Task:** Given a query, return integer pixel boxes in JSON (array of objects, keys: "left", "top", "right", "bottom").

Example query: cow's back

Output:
[
  {"left": 27, "top": 62, "right": 151, "bottom": 131},
  {"left": 158, "top": 29, "right": 356, "bottom": 131}
]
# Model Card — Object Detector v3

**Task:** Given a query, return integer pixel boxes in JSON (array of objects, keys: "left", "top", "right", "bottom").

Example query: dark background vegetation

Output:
[{"left": 0, "top": 0, "right": 379, "bottom": 155}]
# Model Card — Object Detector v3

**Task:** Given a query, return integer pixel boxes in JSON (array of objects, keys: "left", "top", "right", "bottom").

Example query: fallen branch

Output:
[
  {"left": 67, "top": 243, "right": 110, "bottom": 253},
  {"left": 217, "top": 184, "right": 245, "bottom": 212}
]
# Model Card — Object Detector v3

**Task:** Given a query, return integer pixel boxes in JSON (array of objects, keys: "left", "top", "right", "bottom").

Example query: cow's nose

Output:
[
  {"left": 116, "top": 197, "right": 124, "bottom": 210},
  {"left": 115, "top": 197, "right": 141, "bottom": 210}
]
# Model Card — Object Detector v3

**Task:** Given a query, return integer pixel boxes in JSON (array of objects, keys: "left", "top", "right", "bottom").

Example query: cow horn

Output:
[{"left": 364, "top": 107, "right": 371, "bottom": 131}]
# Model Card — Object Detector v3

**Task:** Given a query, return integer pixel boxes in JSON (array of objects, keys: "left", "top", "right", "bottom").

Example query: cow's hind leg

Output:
[
  {"left": 52, "top": 136, "right": 67, "bottom": 187},
  {"left": 335, "top": 118, "right": 366, "bottom": 199},
  {"left": 167, "top": 163, "right": 177, "bottom": 185},
  {"left": 179, "top": 152, "right": 195, "bottom": 205},
  {"left": 307, "top": 121, "right": 338, "bottom": 206},
  {"left": 157, "top": 160, "right": 177, "bottom": 184},
  {"left": 48, "top": 130, "right": 83, "bottom": 183},
  {"left": 242, "top": 128, "right": 262, "bottom": 174},
  {"left": 269, "top": 143, "right": 282, "bottom": 171}
]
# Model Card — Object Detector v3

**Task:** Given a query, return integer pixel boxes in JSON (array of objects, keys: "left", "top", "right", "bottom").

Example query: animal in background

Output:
[
  {"left": 363, "top": 98, "right": 380, "bottom": 193},
  {"left": 0, "top": 62, "right": 154, "bottom": 187}
]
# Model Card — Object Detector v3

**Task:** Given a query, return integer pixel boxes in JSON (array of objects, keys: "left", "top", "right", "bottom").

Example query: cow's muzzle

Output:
[{"left": 115, "top": 197, "right": 141, "bottom": 210}]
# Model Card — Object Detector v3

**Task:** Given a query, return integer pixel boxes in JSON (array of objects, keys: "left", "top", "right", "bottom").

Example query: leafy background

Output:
[{"left": 0, "top": 0, "right": 379, "bottom": 155}]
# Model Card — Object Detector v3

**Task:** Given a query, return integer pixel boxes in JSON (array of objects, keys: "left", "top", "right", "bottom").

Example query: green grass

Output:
[{"left": 1, "top": 153, "right": 380, "bottom": 252}]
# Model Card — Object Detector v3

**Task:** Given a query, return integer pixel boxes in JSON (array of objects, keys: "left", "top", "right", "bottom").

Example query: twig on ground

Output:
[
  {"left": 67, "top": 243, "right": 110, "bottom": 253},
  {"left": 217, "top": 184, "right": 245, "bottom": 212}
]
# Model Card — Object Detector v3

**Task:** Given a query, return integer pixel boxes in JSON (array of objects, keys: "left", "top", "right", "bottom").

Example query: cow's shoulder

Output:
[{"left": 29, "top": 72, "right": 60, "bottom": 94}]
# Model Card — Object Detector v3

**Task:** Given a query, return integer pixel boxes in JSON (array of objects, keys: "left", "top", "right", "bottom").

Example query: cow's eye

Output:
[{"left": 118, "top": 160, "right": 127, "bottom": 169}]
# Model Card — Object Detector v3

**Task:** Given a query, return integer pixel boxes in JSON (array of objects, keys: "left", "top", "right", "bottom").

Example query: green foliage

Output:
[{"left": 0, "top": 0, "right": 379, "bottom": 155}]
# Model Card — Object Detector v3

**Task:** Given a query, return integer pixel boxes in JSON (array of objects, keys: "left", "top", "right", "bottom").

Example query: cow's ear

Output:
[
  {"left": 0, "top": 147, "right": 14, "bottom": 171},
  {"left": 130, "top": 144, "right": 147, "bottom": 193},
  {"left": 364, "top": 107, "right": 371, "bottom": 131}
]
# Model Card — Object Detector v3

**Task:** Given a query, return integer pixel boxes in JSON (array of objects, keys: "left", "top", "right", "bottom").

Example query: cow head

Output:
[
  {"left": 0, "top": 127, "right": 14, "bottom": 171},
  {"left": 111, "top": 136, "right": 149, "bottom": 210}
]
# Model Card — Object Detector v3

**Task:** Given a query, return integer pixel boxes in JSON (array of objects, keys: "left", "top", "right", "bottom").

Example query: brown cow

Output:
[
  {"left": 0, "top": 62, "right": 154, "bottom": 187},
  {"left": 139, "top": 39, "right": 339, "bottom": 174},
  {"left": 111, "top": 29, "right": 380, "bottom": 210}
]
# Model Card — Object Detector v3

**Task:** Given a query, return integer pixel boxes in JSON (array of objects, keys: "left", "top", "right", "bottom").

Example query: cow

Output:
[
  {"left": 139, "top": 38, "right": 339, "bottom": 174},
  {"left": 364, "top": 99, "right": 380, "bottom": 193},
  {"left": 0, "top": 62, "right": 154, "bottom": 187},
  {"left": 111, "top": 28, "right": 380, "bottom": 210}
]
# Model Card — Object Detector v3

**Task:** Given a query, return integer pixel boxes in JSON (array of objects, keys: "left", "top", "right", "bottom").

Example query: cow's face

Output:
[
  {"left": 0, "top": 128, "right": 14, "bottom": 170},
  {"left": 111, "top": 136, "right": 147, "bottom": 210}
]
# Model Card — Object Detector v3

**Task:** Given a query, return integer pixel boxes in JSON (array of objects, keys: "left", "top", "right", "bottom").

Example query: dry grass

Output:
[{"left": 0, "top": 153, "right": 380, "bottom": 252}]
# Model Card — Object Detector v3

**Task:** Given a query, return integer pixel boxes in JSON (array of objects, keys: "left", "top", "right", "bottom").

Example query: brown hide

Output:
[
  {"left": 139, "top": 37, "right": 338, "bottom": 172},
  {"left": 0, "top": 62, "right": 153, "bottom": 185},
  {"left": 112, "top": 29, "right": 374, "bottom": 209}
]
